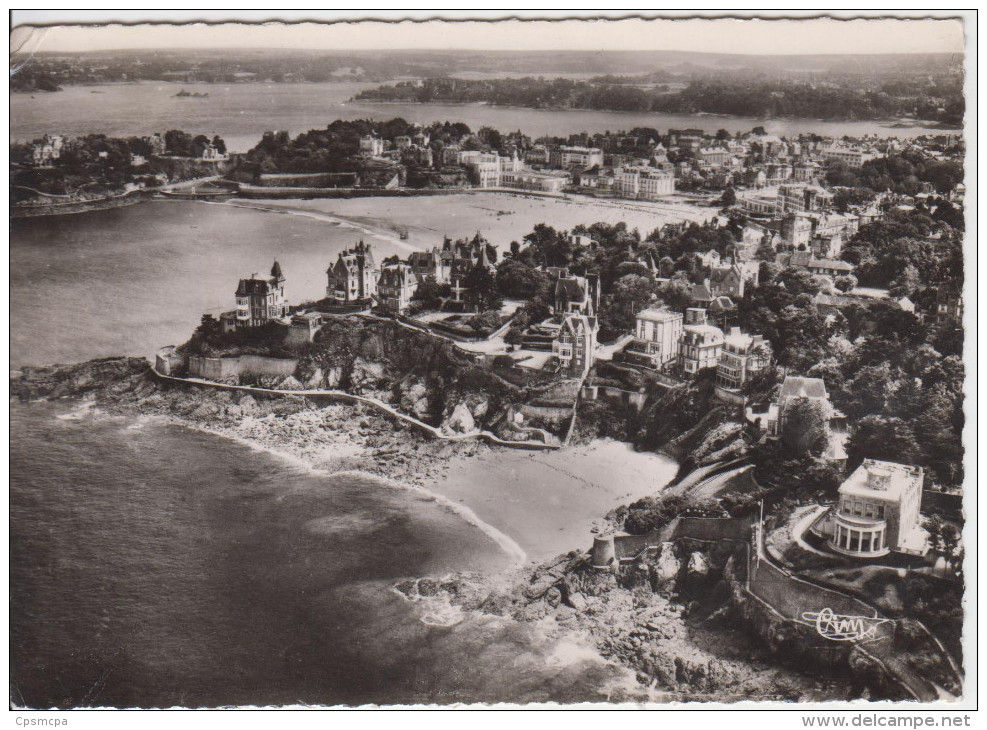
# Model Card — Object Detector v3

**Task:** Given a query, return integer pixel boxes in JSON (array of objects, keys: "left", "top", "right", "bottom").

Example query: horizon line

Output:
[{"left": 15, "top": 45, "right": 964, "bottom": 58}]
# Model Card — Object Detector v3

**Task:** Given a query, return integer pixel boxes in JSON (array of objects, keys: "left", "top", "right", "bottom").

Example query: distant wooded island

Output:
[{"left": 355, "top": 75, "right": 964, "bottom": 125}]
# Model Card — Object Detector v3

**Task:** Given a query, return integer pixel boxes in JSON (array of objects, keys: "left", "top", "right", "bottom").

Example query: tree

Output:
[
  {"left": 845, "top": 415, "right": 921, "bottom": 471},
  {"left": 412, "top": 275, "right": 449, "bottom": 309},
  {"left": 833, "top": 274, "right": 858, "bottom": 293},
  {"left": 657, "top": 274, "right": 693, "bottom": 311},
  {"left": 720, "top": 187, "right": 737, "bottom": 207},
  {"left": 611, "top": 274, "right": 658, "bottom": 316},
  {"left": 463, "top": 265, "right": 502, "bottom": 312},
  {"left": 495, "top": 259, "right": 551, "bottom": 300},
  {"left": 889, "top": 263, "right": 920, "bottom": 299},
  {"left": 780, "top": 397, "right": 830, "bottom": 457}
]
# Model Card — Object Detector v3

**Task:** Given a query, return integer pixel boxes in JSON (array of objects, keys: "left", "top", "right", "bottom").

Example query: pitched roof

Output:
[
  {"left": 691, "top": 282, "right": 714, "bottom": 302},
  {"left": 809, "top": 257, "right": 854, "bottom": 272},
  {"left": 779, "top": 375, "right": 828, "bottom": 400},
  {"left": 710, "top": 264, "right": 741, "bottom": 284},
  {"left": 709, "top": 295, "right": 736, "bottom": 313},
  {"left": 555, "top": 277, "right": 587, "bottom": 301}
]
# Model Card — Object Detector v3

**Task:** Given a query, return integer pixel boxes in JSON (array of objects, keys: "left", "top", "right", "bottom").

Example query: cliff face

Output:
[{"left": 150, "top": 156, "right": 234, "bottom": 182}]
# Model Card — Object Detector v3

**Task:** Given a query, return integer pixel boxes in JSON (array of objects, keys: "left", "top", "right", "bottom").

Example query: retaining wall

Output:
[{"left": 187, "top": 355, "right": 297, "bottom": 381}]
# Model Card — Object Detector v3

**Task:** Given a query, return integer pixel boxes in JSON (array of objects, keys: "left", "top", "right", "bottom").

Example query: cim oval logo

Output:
[{"left": 801, "top": 608, "right": 894, "bottom": 643}]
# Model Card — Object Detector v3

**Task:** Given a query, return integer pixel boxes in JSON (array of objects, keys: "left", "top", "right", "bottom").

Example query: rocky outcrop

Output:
[
  {"left": 349, "top": 357, "right": 387, "bottom": 392},
  {"left": 421, "top": 538, "right": 853, "bottom": 702},
  {"left": 442, "top": 402, "right": 476, "bottom": 434}
]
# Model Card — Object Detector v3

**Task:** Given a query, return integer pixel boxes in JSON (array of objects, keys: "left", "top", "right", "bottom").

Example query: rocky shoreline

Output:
[
  {"left": 393, "top": 546, "right": 856, "bottom": 703},
  {"left": 10, "top": 357, "right": 485, "bottom": 491},
  {"left": 10, "top": 356, "right": 856, "bottom": 703}
]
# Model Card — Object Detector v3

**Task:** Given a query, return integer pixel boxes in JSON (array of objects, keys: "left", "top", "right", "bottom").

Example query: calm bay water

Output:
[
  {"left": 10, "top": 200, "right": 415, "bottom": 367},
  {"left": 11, "top": 81, "right": 938, "bottom": 153},
  {"left": 11, "top": 402, "right": 634, "bottom": 707},
  {"left": 9, "top": 197, "right": 677, "bottom": 707}
]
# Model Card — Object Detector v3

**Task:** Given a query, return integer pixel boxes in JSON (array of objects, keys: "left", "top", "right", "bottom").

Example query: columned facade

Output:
[{"left": 830, "top": 515, "right": 889, "bottom": 557}]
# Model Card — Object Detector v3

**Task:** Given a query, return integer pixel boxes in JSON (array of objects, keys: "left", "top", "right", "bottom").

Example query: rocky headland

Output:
[
  {"left": 9, "top": 357, "right": 483, "bottom": 490},
  {"left": 394, "top": 543, "right": 857, "bottom": 703}
]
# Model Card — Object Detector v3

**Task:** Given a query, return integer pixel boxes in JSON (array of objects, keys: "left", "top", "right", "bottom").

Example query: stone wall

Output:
[{"left": 188, "top": 355, "right": 298, "bottom": 381}]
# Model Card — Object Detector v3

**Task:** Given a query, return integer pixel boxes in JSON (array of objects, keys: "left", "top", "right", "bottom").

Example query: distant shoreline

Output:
[{"left": 351, "top": 98, "right": 956, "bottom": 129}]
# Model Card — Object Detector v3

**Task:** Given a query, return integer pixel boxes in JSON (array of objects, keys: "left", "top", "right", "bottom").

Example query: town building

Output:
[
  {"left": 326, "top": 241, "right": 378, "bottom": 303},
  {"left": 448, "top": 236, "right": 493, "bottom": 307},
  {"left": 408, "top": 247, "right": 449, "bottom": 284},
  {"left": 201, "top": 143, "right": 227, "bottom": 161},
  {"left": 377, "top": 262, "right": 420, "bottom": 313},
  {"left": 500, "top": 169, "right": 568, "bottom": 193},
  {"left": 697, "top": 147, "right": 729, "bottom": 168},
  {"left": 811, "top": 231, "right": 844, "bottom": 260},
  {"left": 709, "top": 263, "right": 748, "bottom": 299},
  {"left": 771, "top": 375, "right": 831, "bottom": 436},
  {"left": 553, "top": 271, "right": 601, "bottom": 318},
  {"left": 792, "top": 160, "right": 822, "bottom": 181},
  {"left": 935, "top": 282, "right": 963, "bottom": 328},
  {"left": 690, "top": 281, "right": 715, "bottom": 308},
  {"left": 626, "top": 308, "right": 684, "bottom": 369},
  {"left": 459, "top": 150, "right": 502, "bottom": 188},
  {"left": 617, "top": 166, "right": 675, "bottom": 200},
  {"left": 287, "top": 311, "right": 324, "bottom": 345},
  {"left": 359, "top": 135, "right": 385, "bottom": 156},
  {"left": 679, "top": 308, "right": 724, "bottom": 374},
  {"left": 553, "top": 313, "right": 598, "bottom": 379},
  {"left": 776, "top": 183, "right": 834, "bottom": 214},
  {"left": 822, "top": 144, "right": 867, "bottom": 168},
  {"left": 827, "top": 460, "right": 926, "bottom": 558},
  {"left": 806, "top": 257, "right": 855, "bottom": 278},
  {"left": 754, "top": 375, "right": 848, "bottom": 463},
  {"left": 560, "top": 146, "right": 604, "bottom": 170},
  {"left": 31, "top": 134, "right": 65, "bottom": 166},
  {"left": 234, "top": 260, "right": 289, "bottom": 328},
  {"left": 440, "top": 145, "right": 463, "bottom": 167},
  {"left": 740, "top": 191, "right": 776, "bottom": 215},
  {"left": 716, "top": 328, "right": 771, "bottom": 390}
]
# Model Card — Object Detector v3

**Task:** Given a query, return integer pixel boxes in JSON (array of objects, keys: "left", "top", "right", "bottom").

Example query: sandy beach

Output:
[
  {"left": 232, "top": 192, "right": 716, "bottom": 254},
  {"left": 428, "top": 439, "right": 679, "bottom": 561}
]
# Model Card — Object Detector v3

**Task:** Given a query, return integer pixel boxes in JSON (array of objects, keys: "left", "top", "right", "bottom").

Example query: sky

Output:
[{"left": 10, "top": 12, "right": 967, "bottom": 56}]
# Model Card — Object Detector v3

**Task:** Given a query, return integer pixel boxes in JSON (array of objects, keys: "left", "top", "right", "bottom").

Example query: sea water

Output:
[{"left": 10, "top": 402, "right": 635, "bottom": 707}]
